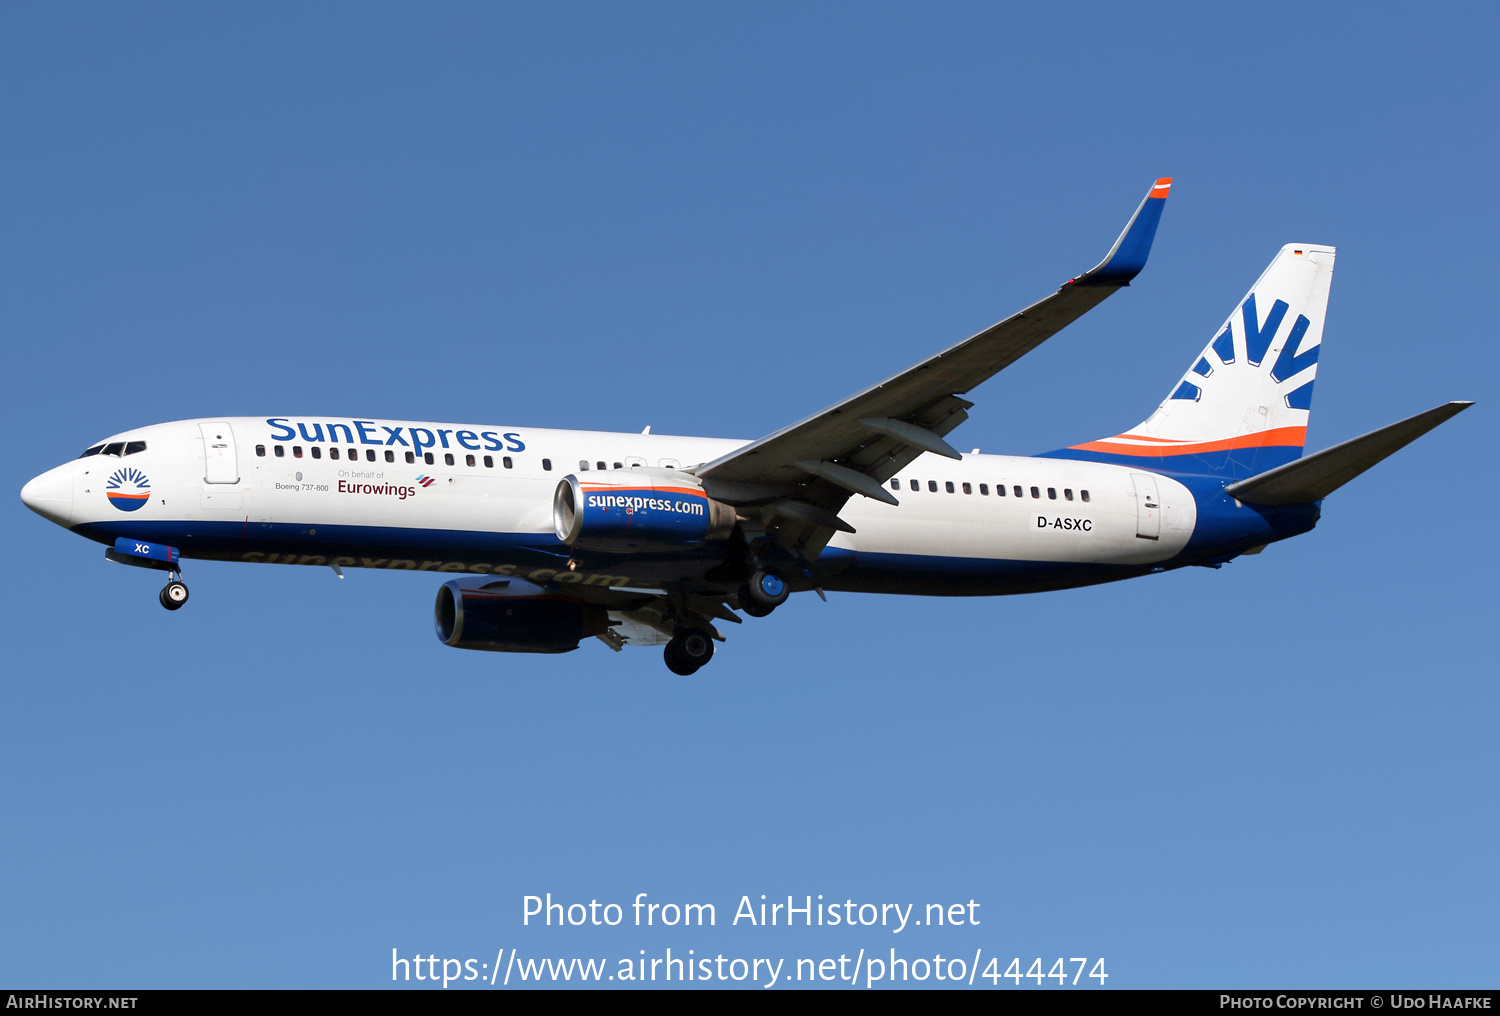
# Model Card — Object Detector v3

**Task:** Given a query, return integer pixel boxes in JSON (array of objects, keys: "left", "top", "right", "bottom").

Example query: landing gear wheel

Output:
[
  {"left": 664, "top": 627, "right": 715, "bottom": 674},
  {"left": 741, "top": 569, "right": 789, "bottom": 613},
  {"left": 159, "top": 581, "right": 189, "bottom": 611},
  {"left": 739, "top": 596, "right": 774, "bottom": 618}
]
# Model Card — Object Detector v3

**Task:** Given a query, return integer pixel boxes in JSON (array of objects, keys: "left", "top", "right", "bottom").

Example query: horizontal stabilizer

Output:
[{"left": 1224, "top": 401, "right": 1473, "bottom": 506}]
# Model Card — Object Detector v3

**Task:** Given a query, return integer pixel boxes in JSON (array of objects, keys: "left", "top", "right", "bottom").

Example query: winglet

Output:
[{"left": 1072, "top": 177, "right": 1172, "bottom": 288}]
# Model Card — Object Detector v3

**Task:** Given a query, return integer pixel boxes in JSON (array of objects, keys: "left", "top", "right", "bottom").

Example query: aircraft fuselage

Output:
[{"left": 23, "top": 415, "right": 1317, "bottom": 597}]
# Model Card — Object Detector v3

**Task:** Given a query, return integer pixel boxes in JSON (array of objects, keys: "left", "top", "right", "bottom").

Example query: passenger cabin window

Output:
[
  {"left": 465, "top": 454, "right": 476, "bottom": 467},
  {"left": 79, "top": 444, "right": 105, "bottom": 458},
  {"left": 366, "top": 449, "right": 376, "bottom": 462},
  {"left": 125, "top": 441, "right": 146, "bottom": 455},
  {"left": 424, "top": 453, "right": 434, "bottom": 465},
  {"left": 406, "top": 452, "right": 415, "bottom": 464},
  {"left": 311, "top": 446, "right": 322, "bottom": 459},
  {"left": 503, "top": 456, "right": 513, "bottom": 469},
  {"left": 579, "top": 461, "right": 590, "bottom": 470},
  {"left": 1081, "top": 490, "right": 1091, "bottom": 502},
  {"left": 385, "top": 450, "right": 395, "bottom": 463},
  {"left": 928, "top": 480, "right": 938, "bottom": 492},
  {"left": 255, "top": 445, "right": 266, "bottom": 457},
  {"left": 1048, "top": 487, "right": 1057, "bottom": 500},
  {"left": 597, "top": 461, "right": 606, "bottom": 470},
  {"left": 890, "top": 479, "right": 900, "bottom": 491},
  {"left": 444, "top": 453, "right": 455, "bottom": 466},
  {"left": 945, "top": 481, "right": 955, "bottom": 493},
  {"left": 330, "top": 447, "right": 340, "bottom": 460},
  {"left": 909, "top": 479, "right": 919, "bottom": 491},
  {"left": 542, "top": 459, "right": 553, "bottom": 471},
  {"left": 274, "top": 445, "right": 285, "bottom": 457},
  {"left": 979, "top": 484, "right": 989, "bottom": 495},
  {"left": 483, "top": 455, "right": 493, "bottom": 468},
  {"left": 962, "top": 482, "right": 972, "bottom": 494},
  {"left": 1030, "top": 486, "right": 1040, "bottom": 498},
  {"left": 613, "top": 462, "right": 623, "bottom": 470},
  {"left": 293, "top": 446, "right": 303, "bottom": 458},
  {"left": 1064, "top": 489, "right": 1074, "bottom": 501},
  {"left": 1013, "top": 485, "right": 1022, "bottom": 497},
  {"left": 348, "top": 448, "right": 358, "bottom": 460}
]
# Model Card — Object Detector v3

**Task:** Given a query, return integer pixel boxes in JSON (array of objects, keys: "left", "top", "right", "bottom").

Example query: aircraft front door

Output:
[
  {"left": 1131, "top": 472, "right": 1161, "bottom": 541},
  {"left": 200, "top": 422, "right": 240, "bottom": 484}
]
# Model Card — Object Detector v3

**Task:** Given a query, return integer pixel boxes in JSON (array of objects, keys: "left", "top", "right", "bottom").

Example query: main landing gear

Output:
[
  {"left": 738, "top": 568, "right": 788, "bottom": 618},
  {"left": 660, "top": 567, "right": 791, "bottom": 674},
  {"left": 663, "top": 627, "right": 715, "bottom": 676}
]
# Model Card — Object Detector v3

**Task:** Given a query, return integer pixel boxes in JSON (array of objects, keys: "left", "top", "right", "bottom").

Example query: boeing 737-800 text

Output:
[{"left": 20, "top": 180, "right": 1472, "bottom": 673}]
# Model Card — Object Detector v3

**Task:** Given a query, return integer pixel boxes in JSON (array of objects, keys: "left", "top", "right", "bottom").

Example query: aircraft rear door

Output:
[
  {"left": 200, "top": 422, "right": 240, "bottom": 484},
  {"left": 1130, "top": 472, "right": 1161, "bottom": 541}
]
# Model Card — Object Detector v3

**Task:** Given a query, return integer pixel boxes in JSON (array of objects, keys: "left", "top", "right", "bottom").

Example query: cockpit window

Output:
[{"left": 80, "top": 439, "right": 148, "bottom": 458}]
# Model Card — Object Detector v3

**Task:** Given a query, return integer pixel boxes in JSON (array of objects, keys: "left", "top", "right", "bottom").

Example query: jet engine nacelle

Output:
[
  {"left": 434, "top": 577, "right": 609, "bottom": 654},
  {"left": 553, "top": 469, "right": 736, "bottom": 554}
]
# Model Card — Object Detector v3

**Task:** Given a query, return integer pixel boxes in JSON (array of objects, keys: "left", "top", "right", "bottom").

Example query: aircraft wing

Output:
[{"left": 695, "top": 178, "right": 1173, "bottom": 558}]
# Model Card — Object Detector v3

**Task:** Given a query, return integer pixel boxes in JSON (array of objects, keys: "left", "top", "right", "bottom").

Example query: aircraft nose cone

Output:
[{"left": 21, "top": 464, "right": 73, "bottom": 527}]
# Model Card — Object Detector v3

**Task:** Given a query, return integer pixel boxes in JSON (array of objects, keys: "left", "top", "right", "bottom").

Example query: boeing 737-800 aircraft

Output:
[{"left": 20, "top": 180, "right": 1472, "bottom": 673}]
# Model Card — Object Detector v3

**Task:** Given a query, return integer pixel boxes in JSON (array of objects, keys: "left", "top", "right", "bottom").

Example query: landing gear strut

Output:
[{"left": 663, "top": 626, "right": 715, "bottom": 675}]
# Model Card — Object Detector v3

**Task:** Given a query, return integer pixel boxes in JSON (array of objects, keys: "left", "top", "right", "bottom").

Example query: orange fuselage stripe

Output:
[
  {"left": 580, "top": 485, "right": 704, "bottom": 498},
  {"left": 1070, "top": 426, "right": 1307, "bottom": 457}
]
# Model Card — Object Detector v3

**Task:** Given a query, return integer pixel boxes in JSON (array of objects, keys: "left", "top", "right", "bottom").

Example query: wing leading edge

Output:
[{"left": 696, "top": 177, "right": 1173, "bottom": 557}]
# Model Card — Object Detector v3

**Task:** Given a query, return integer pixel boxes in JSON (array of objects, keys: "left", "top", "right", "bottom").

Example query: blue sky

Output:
[{"left": 3, "top": 3, "right": 1495, "bottom": 989}]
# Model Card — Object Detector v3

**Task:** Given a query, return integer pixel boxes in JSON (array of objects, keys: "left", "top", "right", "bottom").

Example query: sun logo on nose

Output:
[{"left": 106, "top": 467, "right": 151, "bottom": 512}]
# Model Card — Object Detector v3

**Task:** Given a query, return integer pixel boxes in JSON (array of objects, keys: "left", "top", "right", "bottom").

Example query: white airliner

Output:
[{"left": 20, "top": 179, "right": 1472, "bottom": 673}]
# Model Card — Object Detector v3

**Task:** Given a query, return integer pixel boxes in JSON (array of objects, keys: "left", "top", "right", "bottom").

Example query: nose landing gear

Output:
[
  {"left": 159, "top": 578, "right": 189, "bottom": 611},
  {"left": 103, "top": 540, "right": 190, "bottom": 611}
]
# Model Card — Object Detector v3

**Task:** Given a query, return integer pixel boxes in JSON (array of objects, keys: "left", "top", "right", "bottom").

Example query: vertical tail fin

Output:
[{"left": 1053, "top": 243, "right": 1335, "bottom": 478}]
